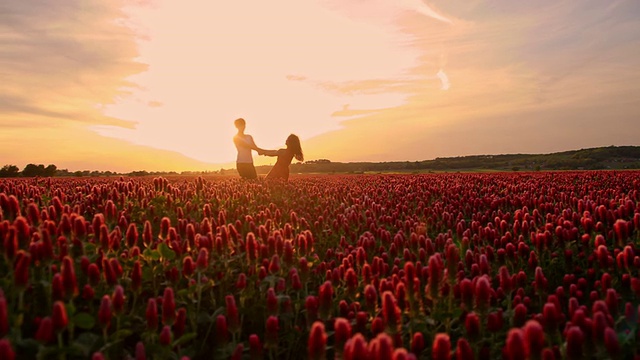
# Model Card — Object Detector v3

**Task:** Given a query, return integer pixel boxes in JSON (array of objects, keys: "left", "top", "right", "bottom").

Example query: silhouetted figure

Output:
[
  {"left": 233, "top": 118, "right": 263, "bottom": 179},
  {"left": 260, "top": 134, "right": 304, "bottom": 181}
]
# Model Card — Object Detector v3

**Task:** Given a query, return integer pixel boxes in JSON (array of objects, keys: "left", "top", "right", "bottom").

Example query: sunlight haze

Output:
[{"left": 1, "top": 0, "right": 639, "bottom": 172}]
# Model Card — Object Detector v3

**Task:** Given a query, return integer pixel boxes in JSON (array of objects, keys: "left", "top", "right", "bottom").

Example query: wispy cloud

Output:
[
  {"left": 0, "top": 0, "right": 187, "bottom": 171},
  {"left": 404, "top": 0, "right": 453, "bottom": 24},
  {"left": 436, "top": 69, "right": 450, "bottom": 90},
  {"left": 0, "top": 1, "right": 147, "bottom": 128},
  {"left": 302, "top": 0, "right": 640, "bottom": 162}
]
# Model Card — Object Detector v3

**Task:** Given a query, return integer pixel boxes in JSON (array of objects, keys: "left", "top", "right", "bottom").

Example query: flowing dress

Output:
[{"left": 265, "top": 149, "right": 295, "bottom": 180}]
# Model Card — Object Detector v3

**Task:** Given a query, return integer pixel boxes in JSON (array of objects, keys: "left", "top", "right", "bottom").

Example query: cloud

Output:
[
  {"left": 0, "top": 0, "right": 147, "bottom": 128},
  {"left": 331, "top": 105, "right": 389, "bottom": 118},
  {"left": 436, "top": 69, "right": 450, "bottom": 90},
  {"left": 404, "top": 0, "right": 453, "bottom": 24},
  {"left": 301, "top": 0, "right": 640, "bottom": 162},
  {"left": 0, "top": 0, "right": 212, "bottom": 171},
  {"left": 285, "top": 75, "right": 308, "bottom": 82}
]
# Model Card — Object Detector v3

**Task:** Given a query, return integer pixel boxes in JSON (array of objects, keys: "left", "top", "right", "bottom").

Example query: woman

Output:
[{"left": 261, "top": 134, "right": 304, "bottom": 181}]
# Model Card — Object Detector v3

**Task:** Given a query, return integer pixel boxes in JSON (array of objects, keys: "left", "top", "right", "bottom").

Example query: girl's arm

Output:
[{"left": 260, "top": 149, "right": 286, "bottom": 157}]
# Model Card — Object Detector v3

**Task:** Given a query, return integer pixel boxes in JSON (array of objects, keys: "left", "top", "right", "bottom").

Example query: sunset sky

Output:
[{"left": 2, "top": 0, "right": 639, "bottom": 172}]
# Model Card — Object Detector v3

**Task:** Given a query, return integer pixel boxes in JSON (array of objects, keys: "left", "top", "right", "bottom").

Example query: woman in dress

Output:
[{"left": 261, "top": 134, "right": 304, "bottom": 181}]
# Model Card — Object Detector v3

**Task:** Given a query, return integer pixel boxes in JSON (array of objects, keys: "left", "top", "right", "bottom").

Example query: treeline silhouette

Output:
[
  {"left": 279, "top": 145, "right": 640, "bottom": 174},
  {"left": 1, "top": 146, "right": 639, "bottom": 178},
  {"left": 0, "top": 164, "right": 58, "bottom": 178},
  {"left": 0, "top": 164, "right": 200, "bottom": 178}
]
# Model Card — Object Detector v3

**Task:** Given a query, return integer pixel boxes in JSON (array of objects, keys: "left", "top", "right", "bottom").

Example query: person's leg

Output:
[
  {"left": 237, "top": 163, "right": 257, "bottom": 179},
  {"left": 237, "top": 163, "right": 250, "bottom": 178},
  {"left": 247, "top": 164, "right": 258, "bottom": 179}
]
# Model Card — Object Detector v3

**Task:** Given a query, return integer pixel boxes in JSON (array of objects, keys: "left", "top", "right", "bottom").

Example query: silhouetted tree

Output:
[
  {"left": 21, "top": 163, "right": 57, "bottom": 177},
  {"left": 0, "top": 165, "right": 20, "bottom": 177},
  {"left": 44, "top": 164, "right": 57, "bottom": 177},
  {"left": 22, "top": 164, "right": 43, "bottom": 177},
  {"left": 56, "top": 169, "right": 71, "bottom": 176}
]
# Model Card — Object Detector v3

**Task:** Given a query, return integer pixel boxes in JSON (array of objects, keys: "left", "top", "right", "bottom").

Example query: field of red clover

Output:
[{"left": 0, "top": 171, "right": 639, "bottom": 359}]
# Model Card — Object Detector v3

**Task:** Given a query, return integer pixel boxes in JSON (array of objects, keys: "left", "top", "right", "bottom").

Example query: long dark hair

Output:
[{"left": 286, "top": 134, "right": 304, "bottom": 162}]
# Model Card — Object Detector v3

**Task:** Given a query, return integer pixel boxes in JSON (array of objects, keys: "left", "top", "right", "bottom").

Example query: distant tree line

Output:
[
  {"left": 0, "top": 165, "right": 20, "bottom": 178},
  {"left": 2, "top": 146, "right": 639, "bottom": 178},
  {"left": 0, "top": 163, "right": 58, "bottom": 178},
  {"left": 280, "top": 145, "right": 640, "bottom": 174},
  {"left": 0, "top": 163, "right": 220, "bottom": 178}
]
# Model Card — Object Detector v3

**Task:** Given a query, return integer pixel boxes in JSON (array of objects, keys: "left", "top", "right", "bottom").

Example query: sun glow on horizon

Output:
[{"left": 93, "top": 0, "right": 429, "bottom": 164}]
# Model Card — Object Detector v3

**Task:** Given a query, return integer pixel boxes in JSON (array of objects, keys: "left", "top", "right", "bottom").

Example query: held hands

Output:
[{"left": 257, "top": 148, "right": 276, "bottom": 156}]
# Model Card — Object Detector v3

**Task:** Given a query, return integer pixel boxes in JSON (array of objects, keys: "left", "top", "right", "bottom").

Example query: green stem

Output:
[
  {"left": 129, "top": 293, "right": 138, "bottom": 317},
  {"left": 152, "top": 265, "right": 158, "bottom": 295},
  {"left": 46, "top": 263, "right": 53, "bottom": 311},
  {"left": 69, "top": 323, "right": 75, "bottom": 350},
  {"left": 58, "top": 332, "right": 66, "bottom": 360},
  {"left": 18, "top": 290, "right": 25, "bottom": 313},
  {"left": 196, "top": 271, "right": 203, "bottom": 315},
  {"left": 199, "top": 315, "right": 216, "bottom": 354},
  {"left": 446, "top": 286, "right": 453, "bottom": 333},
  {"left": 408, "top": 296, "right": 415, "bottom": 338}
]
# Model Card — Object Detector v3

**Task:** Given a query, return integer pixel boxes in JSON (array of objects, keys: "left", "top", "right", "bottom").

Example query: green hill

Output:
[{"left": 265, "top": 145, "right": 640, "bottom": 174}]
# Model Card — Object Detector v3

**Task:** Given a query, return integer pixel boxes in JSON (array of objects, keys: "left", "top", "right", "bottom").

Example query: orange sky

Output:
[{"left": 1, "top": 0, "right": 639, "bottom": 172}]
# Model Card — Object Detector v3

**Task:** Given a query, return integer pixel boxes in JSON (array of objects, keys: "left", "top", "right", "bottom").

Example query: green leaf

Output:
[
  {"left": 144, "top": 248, "right": 161, "bottom": 261},
  {"left": 143, "top": 343, "right": 168, "bottom": 359},
  {"left": 618, "top": 328, "right": 636, "bottom": 344},
  {"left": 36, "top": 346, "right": 62, "bottom": 360},
  {"left": 142, "top": 266, "right": 154, "bottom": 280},
  {"left": 65, "top": 302, "right": 76, "bottom": 317},
  {"left": 172, "top": 332, "right": 197, "bottom": 347},
  {"left": 154, "top": 249, "right": 166, "bottom": 261},
  {"left": 109, "top": 329, "right": 133, "bottom": 341},
  {"left": 14, "top": 338, "right": 40, "bottom": 359},
  {"left": 263, "top": 275, "right": 278, "bottom": 283},
  {"left": 73, "top": 333, "right": 101, "bottom": 356},
  {"left": 158, "top": 243, "right": 176, "bottom": 260},
  {"left": 215, "top": 342, "right": 238, "bottom": 359},
  {"left": 197, "top": 312, "right": 212, "bottom": 324},
  {"left": 424, "top": 317, "right": 436, "bottom": 326},
  {"left": 65, "top": 344, "right": 86, "bottom": 357},
  {"left": 16, "top": 338, "right": 40, "bottom": 349},
  {"left": 84, "top": 242, "right": 96, "bottom": 254},
  {"left": 72, "top": 313, "right": 96, "bottom": 330},
  {"left": 212, "top": 306, "right": 226, "bottom": 318}
]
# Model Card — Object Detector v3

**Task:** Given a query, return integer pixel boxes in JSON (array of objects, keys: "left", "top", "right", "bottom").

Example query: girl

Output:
[{"left": 261, "top": 134, "right": 304, "bottom": 181}]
